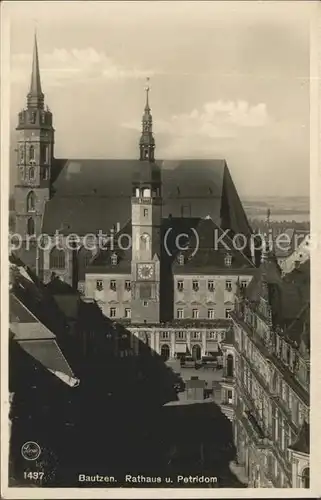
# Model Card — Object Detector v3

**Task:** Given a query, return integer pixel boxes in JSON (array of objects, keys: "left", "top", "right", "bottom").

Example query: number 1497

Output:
[{"left": 24, "top": 471, "right": 44, "bottom": 480}]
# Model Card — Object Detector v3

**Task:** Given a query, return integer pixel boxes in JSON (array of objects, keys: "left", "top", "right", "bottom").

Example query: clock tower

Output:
[{"left": 131, "top": 81, "right": 162, "bottom": 324}]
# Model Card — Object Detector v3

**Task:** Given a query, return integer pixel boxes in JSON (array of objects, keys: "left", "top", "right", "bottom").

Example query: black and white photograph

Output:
[{"left": 1, "top": 0, "right": 320, "bottom": 496}]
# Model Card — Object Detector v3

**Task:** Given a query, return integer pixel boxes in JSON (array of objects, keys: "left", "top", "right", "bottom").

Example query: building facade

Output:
[{"left": 220, "top": 258, "right": 310, "bottom": 488}]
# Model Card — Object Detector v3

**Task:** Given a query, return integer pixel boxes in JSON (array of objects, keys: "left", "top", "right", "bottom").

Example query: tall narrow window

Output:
[
  {"left": 26, "top": 191, "right": 35, "bottom": 212},
  {"left": 208, "top": 309, "right": 215, "bottom": 319},
  {"left": 192, "top": 309, "right": 199, "bottom": 319},
  {"left": 19, "top": 146, "right": 24, "bottom": 164},
  {"left": 27, "top": 217, "right": 35, "bottom": 236},
  {"left": 177, "top": 308, "right": 184, "bottom": 319},
  {"left": 29, "top": 145, "right": 35, "bottom": 162},
  {"left": 49, "top": 247, "right": 66, "bottom": 269},
  {"left": 140, "top": 233, "right": 150, "bottom": 251}
]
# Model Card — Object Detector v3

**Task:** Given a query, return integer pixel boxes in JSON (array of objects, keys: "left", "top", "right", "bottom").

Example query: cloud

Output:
[
  {"left": 123, "top": 99, "right": 269, "bottom": 138},
  {"left": 10, "top": 47, "right": 157, "bottom": 87},
  {"left": 122, "top": 99, "right": 270, "bottom": 158}
]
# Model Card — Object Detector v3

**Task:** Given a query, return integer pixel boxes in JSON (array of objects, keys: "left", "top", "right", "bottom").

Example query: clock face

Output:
[{"left": 137, "top": 263, "right": 154, "bottom": 280}]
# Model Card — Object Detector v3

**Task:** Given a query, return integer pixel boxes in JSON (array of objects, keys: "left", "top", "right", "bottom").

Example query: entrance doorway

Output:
[
  {"left": 192, "top": 344, "right": 201, "bottom": 360},
  {"left": 161, "top": 344, "right": 170, "bottom": 361}
]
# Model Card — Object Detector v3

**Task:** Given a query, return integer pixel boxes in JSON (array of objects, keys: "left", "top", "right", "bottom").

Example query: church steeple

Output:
[
  {"left": 139, "top": 77, "right": 155, "bottom": 162},
  {"left": 27, "top": 32, "right": 44, "bottom": 109}
]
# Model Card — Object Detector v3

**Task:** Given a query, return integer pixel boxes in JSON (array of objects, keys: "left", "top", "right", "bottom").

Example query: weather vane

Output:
[{"left": 145, "top": 77, "right": 150, "bottom": 92}]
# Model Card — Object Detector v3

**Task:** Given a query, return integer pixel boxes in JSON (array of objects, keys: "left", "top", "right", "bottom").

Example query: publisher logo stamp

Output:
[{"left": 21, "top": 441, "right": 41, "bottom": 461}]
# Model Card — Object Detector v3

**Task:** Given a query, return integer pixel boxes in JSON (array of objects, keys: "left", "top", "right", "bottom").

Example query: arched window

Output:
[
  {"left": 140, "top": 233, "right": 150, "bottom": 251},
  {"left": 192, "top": 344, "right": 201, "bottom": 361},
  {"left": 142, "top": 188, "right": 151, "bottom": 198},
  {"left": 50, "top": 247, "right": 66, "bottom": 269},
  {"left": 29, "top": 167, "right": 35, "bottom": 180},
  {"left": 161, "top": 344, "right": 170, "bottom": 361},
  {"left": 227, "top": 354, "right": 234, "bottom": 377},
  {"left": 26, "top": 191, "right": 35, "bottom": 212},
  {"left": 29, "top": 145, "right": 35, "bottom": 162},
  {"left": 27, "top": 217, "right": 35, "bottom": 236},
  {"left": 302, "top": 468, "right": 310, "bottom": 488}
]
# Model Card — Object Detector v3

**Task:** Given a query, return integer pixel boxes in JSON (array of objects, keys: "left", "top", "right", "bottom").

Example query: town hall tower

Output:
[{"left": 131, "top": 81, "right": 162, "bottom": 324}]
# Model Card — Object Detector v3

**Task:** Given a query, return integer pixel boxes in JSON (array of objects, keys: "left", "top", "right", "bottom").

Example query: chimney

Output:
[{"left": 116, "top": 222, "right": 120, "bottom": 233}]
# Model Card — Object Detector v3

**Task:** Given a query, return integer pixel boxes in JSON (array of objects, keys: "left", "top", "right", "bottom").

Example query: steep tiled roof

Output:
[
  {"left": 87, "top": 216, "right": 254, "bottom": 277},
  {"left": 243, "top": 254, "right": 311, "bottom": 334},
  {"left": 9, "top": 255, "right": 79, "bottom": 386},
  {"left": 244, "top": 258, "right": 282, "bottom": 303},
  {"left": 43, "top": 159, "right": 252, "bottom": 238},
  {"left": 288, "top": 420, "right": 310, "bottom": 454},
  {"left": 172, "top": 217, "right": 254, "bottom": 274},
  {"left": 87, "top": 220, "right": 132, "bottom": 274},
  {"left": 284, "top": 302, "right": 310, "bottom": 351}
]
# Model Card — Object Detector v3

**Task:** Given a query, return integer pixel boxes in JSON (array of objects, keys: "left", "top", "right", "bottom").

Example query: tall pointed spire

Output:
[
  {"left": 145, "top": 77, "right": 150, "bottom": 111},
  {"left": 27, "top": 32, "right": 44, "bottom": 109},
  {"left": 139, "top": 77, "right": 155, "bottom": 162}
]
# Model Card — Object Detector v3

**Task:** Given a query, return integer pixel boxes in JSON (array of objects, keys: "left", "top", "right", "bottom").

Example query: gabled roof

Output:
[
  {"left": 245, "top": 256, "right": 310, "bottom": 333},
  {"left": 245, "top": 258, "right": 283, "bottom": 303},
  {"left": 43, "top": 159, "right": 252, "bottom": 238}
]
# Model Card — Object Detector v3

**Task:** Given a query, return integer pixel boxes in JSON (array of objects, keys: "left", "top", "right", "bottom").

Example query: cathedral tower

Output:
[
  {"left": 14, "top": 33, "right": 54, "bottom": 241},
  {"left": 131, "top": 80, "right": 162, "bottom": 324}
]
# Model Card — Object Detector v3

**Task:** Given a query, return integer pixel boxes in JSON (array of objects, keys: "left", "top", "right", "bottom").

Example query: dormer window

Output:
[
  {"left": 111, "top": 253, "right": 118, "bottom": 266},
  {"left": 224, "top": 253, "right": 232, "bottom": 267},
  {"left": 178, "top": 253, "right": 185, "bottom": 265}
]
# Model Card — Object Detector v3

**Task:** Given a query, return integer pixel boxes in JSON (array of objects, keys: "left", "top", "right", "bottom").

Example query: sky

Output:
[{"left": 5, "top": 0, "right": 314, "bottom": 197}]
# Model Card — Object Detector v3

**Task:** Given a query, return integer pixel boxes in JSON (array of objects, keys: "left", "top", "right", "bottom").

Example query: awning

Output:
[
  {"left": 175, "top": 344, "right": 187, "bottom": 353},
  {"left": 206, "top": 342, "right": 219, "bottom": 352}
]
